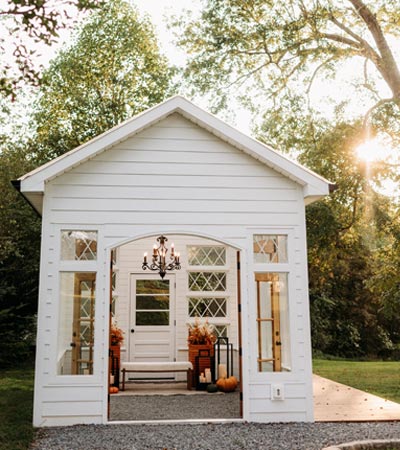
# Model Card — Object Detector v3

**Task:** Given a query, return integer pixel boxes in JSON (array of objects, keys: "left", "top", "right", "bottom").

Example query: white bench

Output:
[{"left": 121, "top": 361, "right": 193, "bottom": 391}]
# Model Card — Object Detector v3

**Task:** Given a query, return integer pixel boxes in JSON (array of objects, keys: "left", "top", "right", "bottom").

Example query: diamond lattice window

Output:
[
  {"left": 188, "top": 246, "right": 226, "bottom": 266},
  {"left": 189, "top": 272, "right": 226, "bottom": 292},
  {"left": 253, "top": 235, "right": 288, "bottom": 263},
  {"left": 214, "top": 325, "right": 228, "bottom": 338},
  {"left": 61, "top": 231, "right": 97, "bottom": 261},
  {"left": 188, "top": 297, "right": 227, "bottom": 317}
]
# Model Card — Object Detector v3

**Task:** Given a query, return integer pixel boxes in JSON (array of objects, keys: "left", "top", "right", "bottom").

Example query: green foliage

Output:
[
  {"left": 0, "top": 0, "right": 105, "bottom": 99},
  {"left": 260, "top": 110, "right": 400, "bottom": 358},
  {"left": 0, "top": 143, "right": 40, "bottom": 368},
  {"left": 313, "top": 359, "right": 400, "bottom": 403},
  {"left": 174, "top": 0, "right": 400, "bottom": 133},
  {"left": 0, "top": 366, "right": 34, "bottom": 450},
  {"left": 0, "top": 0, "right": 172, "bottom": 366},
  {"left": 31, "top": 0, "right": 172, "bottom": 162}
]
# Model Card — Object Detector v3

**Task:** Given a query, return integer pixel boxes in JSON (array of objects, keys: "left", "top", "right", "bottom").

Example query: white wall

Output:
[
  {"left": 33, "top": 113, "right": 313, "bottom": 426},
  {"left": 114, "top": 235, "right": 239, "bottom": 380}
]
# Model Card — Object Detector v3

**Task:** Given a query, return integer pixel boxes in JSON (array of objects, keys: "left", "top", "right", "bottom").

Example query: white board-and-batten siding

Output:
[{"left": 33, "top": 112, "right": 314, "bottom": 426}]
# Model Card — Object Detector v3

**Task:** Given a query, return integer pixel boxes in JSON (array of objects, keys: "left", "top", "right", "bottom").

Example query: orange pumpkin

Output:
[
  {"left": 216, "top": 376, "right": 238, "bottom": 392},
  {"left": 109, "top": 386, "right": 119, "bottom": 394}
]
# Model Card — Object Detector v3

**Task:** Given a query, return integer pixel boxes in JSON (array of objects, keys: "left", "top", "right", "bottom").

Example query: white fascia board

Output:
[
  {"left": 18, "top": 97, "right": 182, "bottom": 192},
  {"left": 173, "top": 97, "right": 332, "bottom": 193},
  {"left": 19, "top": 95, "right": 332, "bottom": 201}
]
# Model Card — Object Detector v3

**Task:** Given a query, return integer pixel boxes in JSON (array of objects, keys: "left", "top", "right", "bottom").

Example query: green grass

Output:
[
  {"left": 313, "top": 359, "right": 400, "bottom": 404},
  {"left": 0, "top": 366, "right": 34, "bottom": 450}
]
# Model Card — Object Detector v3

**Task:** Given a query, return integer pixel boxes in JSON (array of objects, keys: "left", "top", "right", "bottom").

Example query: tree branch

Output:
[
  {"left": 348, "top": 0, "right": 400, "bottom": 98},
  {"left": 362, "top": 97, "right": 395, "bottom": 129}
]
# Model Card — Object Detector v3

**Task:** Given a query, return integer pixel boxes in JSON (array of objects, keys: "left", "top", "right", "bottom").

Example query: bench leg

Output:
[
  {"left": 122, "top": 369, "right": 126, "bottom": 391},
  {"left": 187, "top": 369, "right": 193, "bottom": 390}
]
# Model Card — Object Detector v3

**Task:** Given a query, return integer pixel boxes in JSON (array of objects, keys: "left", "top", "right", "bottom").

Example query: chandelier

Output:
[{"left": 142, "top": 235, "right": 181, "bottom": 279}]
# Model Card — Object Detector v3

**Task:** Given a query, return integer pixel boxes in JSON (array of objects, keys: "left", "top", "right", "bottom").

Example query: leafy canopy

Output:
[
  {"left": 31, "top": 0, "right": 172, "bottom": 162},
  {"left": 174, "top": 0, "right": 400, "bottom": 127},
  {"left": 0, "top": 0, "right": 105, "bottom": 99}
]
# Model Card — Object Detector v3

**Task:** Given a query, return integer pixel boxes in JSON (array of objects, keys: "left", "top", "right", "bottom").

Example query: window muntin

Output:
[
  {"left": 188, "top": 272, "right": 226, "bottom": 292},
  {"left": 188, "top": 297, "right": 227, "bottom": 318},
  {"left": 255, "top": 272, "right": 291, "bottom": 372},
  {"left": 188, "top": 246, "right": 226, "bottom": 266},
  {"left": 61, "top": 231, "right": 98, "bottom": 261},
  {"left": 253, "top": 235, "right": 288, "bottom": 264},
  {"left": 214, "top": 325, "right": 228, "bottom": 338},
  {"left": 58, "top": 272, "right": 96, "bottom": 375}
]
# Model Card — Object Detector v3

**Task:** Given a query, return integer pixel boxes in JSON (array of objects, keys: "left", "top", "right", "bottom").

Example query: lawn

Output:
[
  {"left": 313, "top": 359, "right": 400, "bottom": 404},
  {"left": 0, "top": 366, "right": 34, "bottom": 450}
]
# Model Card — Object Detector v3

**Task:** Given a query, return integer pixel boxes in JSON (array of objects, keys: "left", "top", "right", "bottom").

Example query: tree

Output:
[
  {"left": 31, "top": 0, "right": 172, "bottom": 162},
  {"left": 0, "top": 0, "right": 105, "bottom": 99},
  {"left": 174, "top": 0, "right": 400, "bottom": 131},
  {"left": 0, "top": 142, "right": 41, "bottom": 367},
  {"left": 0, "top": 0, "right": 172, "bottom": 366}
]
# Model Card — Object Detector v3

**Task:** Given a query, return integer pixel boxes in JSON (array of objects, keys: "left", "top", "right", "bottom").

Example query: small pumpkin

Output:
[
  {"left": 216, "top": 376, "right": 238, "bottom": 392},
  {"left": 109, "top": 386, "right": 119, "bottom": 394},
  {"left": 206, "top": 383, "right": 218, "bottom": 393}
]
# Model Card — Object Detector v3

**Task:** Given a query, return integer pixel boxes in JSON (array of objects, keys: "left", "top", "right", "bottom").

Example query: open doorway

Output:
[{"left": 108, "top": 234, "right": 242, "bottom": 421}]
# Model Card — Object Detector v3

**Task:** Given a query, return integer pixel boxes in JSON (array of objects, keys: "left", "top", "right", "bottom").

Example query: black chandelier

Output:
[{"left": 142, "top": 235, "right": 181, "bottom": 279}]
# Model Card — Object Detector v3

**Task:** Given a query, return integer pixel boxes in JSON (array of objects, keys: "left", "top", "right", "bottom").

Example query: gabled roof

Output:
[{"left": 17, "top": 95, "right": 333, "bottom": 214}]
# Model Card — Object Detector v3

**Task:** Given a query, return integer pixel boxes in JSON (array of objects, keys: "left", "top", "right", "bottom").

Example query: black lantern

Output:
[{"left": 142, "top": 235, "right": 181, "bottom": 279}]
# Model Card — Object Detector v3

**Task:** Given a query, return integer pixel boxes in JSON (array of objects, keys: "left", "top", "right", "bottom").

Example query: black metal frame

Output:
[{"left": 214, "top": 337, "right": 234, "bottom": 378}]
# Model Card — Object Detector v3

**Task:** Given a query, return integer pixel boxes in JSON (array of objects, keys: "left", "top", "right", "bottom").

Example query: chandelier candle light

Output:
[{"left": 142, "top": 235, "right": 181, "bottom": 279}]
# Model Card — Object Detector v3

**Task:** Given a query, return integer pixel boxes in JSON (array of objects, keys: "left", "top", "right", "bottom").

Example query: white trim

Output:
[{"left": 19, "top": 96, "right": 331, "bottom": 208}]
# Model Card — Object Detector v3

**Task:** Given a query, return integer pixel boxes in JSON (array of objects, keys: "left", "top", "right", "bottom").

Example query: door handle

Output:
[
  {"left": 70, "top": 342, "right": 76, "bottom": 347},
  {"left": 130, "top": 328, "right": 135, "bottom": 333}
]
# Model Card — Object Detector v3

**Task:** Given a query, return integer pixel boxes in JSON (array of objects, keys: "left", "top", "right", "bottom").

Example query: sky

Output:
[{"left": 5, "top": 0, "right": 400, "bottom": 195}]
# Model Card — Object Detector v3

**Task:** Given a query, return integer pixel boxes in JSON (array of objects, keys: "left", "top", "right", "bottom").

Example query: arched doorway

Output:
[{"left": 107, "top": 233, "right": 243, "bottom": 421}]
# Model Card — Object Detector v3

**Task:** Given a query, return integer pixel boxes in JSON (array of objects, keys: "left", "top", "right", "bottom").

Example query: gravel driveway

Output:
[{"left": 30, "top": 421, "right": 400, "bottom": 450}]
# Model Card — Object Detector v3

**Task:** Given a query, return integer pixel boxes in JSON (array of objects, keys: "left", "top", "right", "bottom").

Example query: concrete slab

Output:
[{"left": 313, "top": 374, "right": 400, "bottom": 422}]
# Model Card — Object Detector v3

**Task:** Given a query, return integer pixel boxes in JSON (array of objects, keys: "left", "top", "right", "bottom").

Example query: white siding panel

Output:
[
  {"left": 41, "top": 386, "right": 103, "bottom": 402},
  {"left": 49, "top": 211, "right": 300, "bottom": 226},
  {"left": 248, "top": 383, "right": 307, "bottom": 399},
  {"left": 249, "top": 398, "right": 309, "bottom": 414},
  {"left": 52, "top": 173, "right": 295, "bottom": 189},
  {"left": 249, "top": 411, "right": 308, "bottom": 422},
  {"left": 71, "top": 161, "right": 271, "bottom": 177},
  {"left": 95, "top": 149, "right": 256, "bottom": 164},
  {"left": 51, "top": 198, "right": 297, "bottom": 213},
  {"left": 42, "top": 401, "right": 103, "bottom": 416},
  {"left": 40, "top": 416, "right": 103, "bottom": 426},
  {"left": 50, "top": 185, "right": 298, "bottom": 201}
]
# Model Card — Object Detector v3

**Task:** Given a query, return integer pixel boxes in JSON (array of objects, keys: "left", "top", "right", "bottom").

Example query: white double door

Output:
[{"left": 129, "top": 274, "right": 175, "bottom": 374}]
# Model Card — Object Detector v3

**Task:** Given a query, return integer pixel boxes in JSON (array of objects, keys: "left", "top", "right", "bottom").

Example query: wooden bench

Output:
[{"left": 121, "top": 361, "right": 193, "bottom": 391}]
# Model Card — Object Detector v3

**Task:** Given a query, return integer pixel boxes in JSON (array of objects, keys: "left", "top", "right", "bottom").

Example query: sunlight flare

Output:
[{"left": 356, "top": 137, "right": 393, "bottom": 163}]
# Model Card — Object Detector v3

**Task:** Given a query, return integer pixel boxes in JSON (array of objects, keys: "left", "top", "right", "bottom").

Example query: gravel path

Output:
[
  {"left": 110, "top": 393, "right": 241, "bottom": 421},
  {"left": 30, "top": 421, "right": 400, "bottom": 450}
]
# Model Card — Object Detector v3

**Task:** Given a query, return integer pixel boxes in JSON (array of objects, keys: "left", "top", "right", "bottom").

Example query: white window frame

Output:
[{"left": 247, "top": 227, "right": 297, "bottom": 382}]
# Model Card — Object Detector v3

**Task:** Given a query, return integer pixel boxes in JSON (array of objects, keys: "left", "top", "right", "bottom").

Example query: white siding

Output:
[{"left": 34, "top": 112, "right": 313, "bottom": 425}]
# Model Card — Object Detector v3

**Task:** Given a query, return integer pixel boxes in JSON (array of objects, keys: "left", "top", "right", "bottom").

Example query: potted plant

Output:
[
  {"left": 110, "top": 321, "right": 124, "bottom": 360},
  {"left": 188, "top": 318, "right": 217, "bottom": 386}
]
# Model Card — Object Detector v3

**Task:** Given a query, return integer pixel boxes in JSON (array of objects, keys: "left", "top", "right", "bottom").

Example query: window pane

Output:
[
  {"left": 188, "top": 272, "right": 226, "bottom": 291},
  {"left": 188, "top": 246, "right": 226, "bottom": 266},
  {"left": 136, "top": 311, "right": 169, "bottom": 326},
  {"left": 188, "top": 297, "right": 227, "bottom": 317},
  {"left": 255, "top": 272, "right": 291, "bottom": 372},
  {"left": 214, "top": 325, "right": 228, "bottom": 338},
  {"left": 137, "top": 295, "right": 169, "bottom": 310},
  {"left": 61, "top": 231, "right": 97, "bottom": 261},
  {"left": 58, "top": 272, "right": 96, "bottom": 375},
  {"left": 253, "top": 235, "right": 288, "bottom": 263},
  {"left": 136, "top": 279, "right": 169, "bottom": 294}
]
